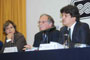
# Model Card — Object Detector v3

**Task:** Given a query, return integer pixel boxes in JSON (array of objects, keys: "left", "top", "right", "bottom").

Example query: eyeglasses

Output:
[{"left": 38, "top": 21, "right": 48, "bottom": 24}]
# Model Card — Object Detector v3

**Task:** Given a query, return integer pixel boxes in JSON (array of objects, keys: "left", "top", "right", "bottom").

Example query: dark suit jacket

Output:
[
  {"left": 87, "top": 29, "right": 90, "bottom": 45},
  {"left": 59, "top": 22, "right": 90, "bottom": 47},
  {"left": 33, "top": 27, "right": 60, "bottom": 47},
  {"left": 2, "top": 32, "right": 27, "bottom": 52}
]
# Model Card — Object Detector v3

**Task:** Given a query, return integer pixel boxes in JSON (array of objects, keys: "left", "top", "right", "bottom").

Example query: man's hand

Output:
[{"left": 23, "top": 45, "right": 32, "bottom": 50}]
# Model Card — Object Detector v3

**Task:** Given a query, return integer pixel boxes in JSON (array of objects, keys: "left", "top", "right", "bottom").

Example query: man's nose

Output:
[{"left": 8, "top": 28, "right": 11, "bottom": 31}]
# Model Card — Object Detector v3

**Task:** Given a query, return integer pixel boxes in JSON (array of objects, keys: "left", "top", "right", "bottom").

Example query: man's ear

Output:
[{"left": 72, "top": 17, "right": 76, "bottom": 21}]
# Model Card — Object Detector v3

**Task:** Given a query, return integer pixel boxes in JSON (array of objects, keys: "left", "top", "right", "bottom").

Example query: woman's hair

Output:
[{"left": 3, "top": 20, "right": 17, "bottom": 34}]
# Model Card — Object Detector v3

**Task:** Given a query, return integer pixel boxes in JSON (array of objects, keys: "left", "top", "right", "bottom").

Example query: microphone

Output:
[
  {"left": 64, "top": 29, "right": 69, "bottom": 41},
  {"left": 63, "top": 29, "right": 70, "bottom": 47}
]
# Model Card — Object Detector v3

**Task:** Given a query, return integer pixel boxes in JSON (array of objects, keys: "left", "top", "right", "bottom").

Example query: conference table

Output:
[{"left": 0, "top": 47, "right": 90, "bottom": 60}]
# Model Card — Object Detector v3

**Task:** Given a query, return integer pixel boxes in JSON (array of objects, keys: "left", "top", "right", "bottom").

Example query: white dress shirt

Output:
[{"left": 68, "top": 22, "right": 76, "bottom": 40}]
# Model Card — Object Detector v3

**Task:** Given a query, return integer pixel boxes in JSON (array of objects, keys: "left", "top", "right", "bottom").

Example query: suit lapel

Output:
[{"left": 72, "top": 22, "right": 80, "bottom": 42}]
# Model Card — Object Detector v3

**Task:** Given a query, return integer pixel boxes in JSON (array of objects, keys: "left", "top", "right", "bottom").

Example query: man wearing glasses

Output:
[{"left": 23, "top": 14, "right": 60, "bottom": 50}]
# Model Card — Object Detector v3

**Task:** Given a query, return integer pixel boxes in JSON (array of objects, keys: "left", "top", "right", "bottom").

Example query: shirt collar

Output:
[
  {"left": 69, "top": 22, "right": 76, "bottom": 29},
  {"left": 67, "top": 22, "right": 76, "bottom": 40}
]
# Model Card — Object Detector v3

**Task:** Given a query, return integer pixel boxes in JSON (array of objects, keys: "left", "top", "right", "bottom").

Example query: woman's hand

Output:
[{"left": 6, "top": 33, "right": 14, "bottom": 43}]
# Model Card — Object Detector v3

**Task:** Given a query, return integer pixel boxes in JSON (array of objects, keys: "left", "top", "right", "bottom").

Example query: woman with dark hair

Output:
[{"left": 2, "top": 20, "right": 27, "bottom": 53}]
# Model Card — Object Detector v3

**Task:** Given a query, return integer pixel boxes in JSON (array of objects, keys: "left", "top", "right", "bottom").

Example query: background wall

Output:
[{"left": 26, "top": 0, "right": 90, "bottom": 45}]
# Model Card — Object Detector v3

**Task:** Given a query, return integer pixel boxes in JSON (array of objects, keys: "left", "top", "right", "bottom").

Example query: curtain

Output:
[{"left": 0, "top": 0, "right": 26, "bottom": 42}]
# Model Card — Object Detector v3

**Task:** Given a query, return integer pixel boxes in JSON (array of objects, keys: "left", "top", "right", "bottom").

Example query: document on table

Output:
[
  {"left": 3, "top": 47, "right": 18, "bottom": 53},
  {"left": 39, "top": 42, "right": 66, "bottom": 50}
]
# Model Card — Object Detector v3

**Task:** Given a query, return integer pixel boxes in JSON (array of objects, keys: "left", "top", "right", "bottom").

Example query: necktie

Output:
[
  {"left": 41, "top": 33, "right": 48, "bottom": 43},
  {"left": 68, "top": 28, "right": 71, "bottom": 40},
  {"left": 68, "top": 28, "right": 72, "bottom": 48}
]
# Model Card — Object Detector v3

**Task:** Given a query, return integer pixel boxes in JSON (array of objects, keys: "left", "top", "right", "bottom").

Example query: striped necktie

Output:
[{"left": 68, "top": 28, "right": 72, "bottom": 48}]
